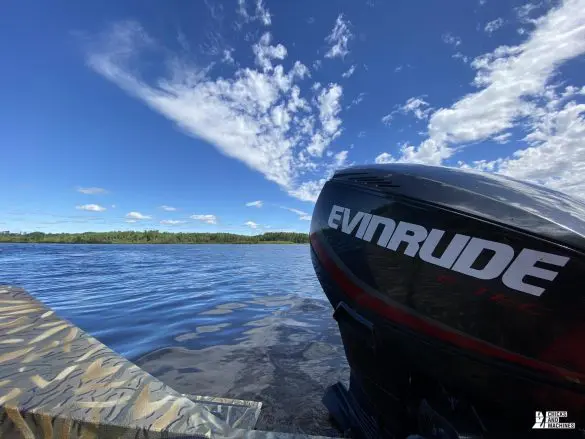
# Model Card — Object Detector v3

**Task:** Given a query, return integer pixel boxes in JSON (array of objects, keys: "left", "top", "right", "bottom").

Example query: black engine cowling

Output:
[{"left": 310, "top": 164, "right": 585, "bottom": 437}]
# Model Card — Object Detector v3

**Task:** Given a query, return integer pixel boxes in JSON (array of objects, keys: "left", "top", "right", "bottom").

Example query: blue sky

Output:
[{"left": 2, "top": 0, "right": 585, "bottom": 234}]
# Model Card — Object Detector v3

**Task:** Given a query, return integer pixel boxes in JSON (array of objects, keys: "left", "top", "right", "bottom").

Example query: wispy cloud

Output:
[
  {"left": 442, "top": 33, "right": 462, "bottom": 47},
  {"left": 160, "top": 205, "right": 177, "bottom": 211},
  {"left": 244, "top": 220, "right": 259, "bottom": 229},
  {"left": 347, "top": 92, "right": 366, "bottom": 109},
  {"left": 342, "top": 65, "right": 356, "bottom": 78},
  {"left": 77, "top": 187, "right": 107, "bottom": 195},
  {"left": 160, "top": 219, "right": 186, "bottom": 225},
  {"left": 325, "top": 14, "right": 353, "bottom": 59},
  {"left": 237, "top": 0, "right": 271, "bottom": 26},
  {"left": 191, "top": 214, "right": 218, "bottom": 224},
  {"left": 126, "top": 211, "right": 151, "bottom": 220},
  {"left": 76, "top": 204, "right": 106, "bottom": 212},
  {"left": 245, "top": 200, "right": 263, "bottom": 207},
  {"left": 381, "top": 96, "right": 432, "bottom": 125},
  {"left": 86, "top": 23, "right": 345, "bottom": 204},
  {"left": 279, "top": 205, "right": 313, "bottom": 220},
  {"left": 484, "top": 18, "right": 505, "bottom": 34},
  {"left": 401, "top": 97, "right": 433, "bottom": 120},
  {"left": 375, "top": 0, "right": 585, "bottom": 198},
  {"left": 452, "top": 52, "right": 470, "bottom": 63}
]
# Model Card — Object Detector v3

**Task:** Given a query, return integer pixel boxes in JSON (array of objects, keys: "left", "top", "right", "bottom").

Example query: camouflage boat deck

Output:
[{"left": 0, "top": 286, "right": 340, "bottom": 439}]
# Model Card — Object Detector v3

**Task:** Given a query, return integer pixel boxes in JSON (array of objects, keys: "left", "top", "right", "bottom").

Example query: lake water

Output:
[{"left": 0, "top": 243, "right": 349, "bottom": 436}]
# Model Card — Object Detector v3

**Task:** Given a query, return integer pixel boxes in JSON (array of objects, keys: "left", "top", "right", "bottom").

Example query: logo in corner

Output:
[{"left": 533, "top": 411, "right": 575, "bottom": 429}]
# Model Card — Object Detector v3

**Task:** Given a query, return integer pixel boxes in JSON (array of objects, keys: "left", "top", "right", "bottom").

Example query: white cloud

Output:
[
  {"left": 347, "top": 92, "right": 366, "bottom": 110},
  {"left": 325, "top": 14, "right": 353, "bottom": 59},
  {"left": 357, "top": 131, "right": 366, "bottom": 138},
  {"left": 299, "top": 215, "right": 312, "bottom": 221},
  {"left": 374, "top": 0, "right": 585, "bottom": 197},
  {"left": 77, "top": 187, "right": 107, "bottom": 194},
  {"left": 126, "top": 211, "right": 151, "bottom": 220},
  {"left": 465, "top": 86, "right": 585, "bottom": 197},
  {"left": 76, "top": 204, "right": 106, "bottom": 212},
  {"left": 484, "top": 18, "right": 505, "bottom": 34},
  {"left": 342, "top": 65, "right": 356, "bottom": 78},
  {"left": 334, "top": 150, "right": 348, "bottom": 167},
  {"left": 126, "top": 219, "right": 137, "bottom": 224},
  {"left": 280, "top": 206, "right": 309, "bottom": 216},
  {"left": 160, "top": 205, "right": 177, "bottom": 211},
  {"left": 442, "top": 33, "right": 462, "bottom": 47},
  {"left": 244, "top": 220, "right": 259, "bottom": 229},
  {"left": 516, "top": 2, "right": 543, "bottom": 22},
  {"left": 382, "top": 96, "right": 432, "bottom": 126},
  {"left": 237, "top": 0, "right": 271, "bottom": 26},
  {"left": 381, "top": 113, "right": 394, "bottom": 125},
  {"left": 246, "top": 200, "right": 263, "bottom": 207},
  {"left": 111, "top": 204, "right": 116, "bottom": 208},
  {"left": 402, "top": 97, "right": 432, "bottom": 120},
  {"left": 86, "top": 23, "right": 345, "bottom": 204},
  {"left": 452, "top": 52, "right": 470, "bottom": 63},
  {"left": 191, "top": 214, "right": 218, "bottom": 224},
  {"left": 493, "top": 132, "right": 512, "bottom": 144},
  {"left": 375, "top": 152, "right": 394, "bottom": 164},
  {"left": 160, "top": 219, "right": 186, "bottom": 225},
  {"left": 222, "top": 49, "right": 235, "bottom": 64},
  {"left": 253, "top": 32, "right": 287, "bottom": 71}
]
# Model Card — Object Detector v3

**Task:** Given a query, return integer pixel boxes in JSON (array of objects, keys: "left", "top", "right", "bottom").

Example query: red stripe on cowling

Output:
[{"left": 310, "top": 232, "right": 585, "bottom": 383}]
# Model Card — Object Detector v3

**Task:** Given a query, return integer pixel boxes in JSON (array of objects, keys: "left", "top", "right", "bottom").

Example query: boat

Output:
[{"left": 309, "top": 163, "right": 585, "bottom": 438}]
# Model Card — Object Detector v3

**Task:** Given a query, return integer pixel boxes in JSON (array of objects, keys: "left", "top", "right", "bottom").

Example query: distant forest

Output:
[{"left": 0, "top": 231, "right": 310, "bottom": 244}]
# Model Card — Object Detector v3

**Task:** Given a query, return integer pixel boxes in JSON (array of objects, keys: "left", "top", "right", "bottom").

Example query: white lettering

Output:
[
  {"left": 326, "top": 204, "right": 570, "bottom": 296},
  {"left": 451, "top": 238, "right": 515, "bottom": 280},
  {"left": 363, "top": 215, "right": 396, "bottom": 247},
  {"left": 387, "top": 221, "right": 428, "bottom": 257},
  {"left": 502, "top": 249, "right": 570, "bottom": 297},
  {"left": 355, "top": 214, "right": 373, "bottom": 239},
  {"left": 341, "top": 209, "right": 366, "bottom": 235},
  {"left": 328, "top": 205, "right": 344, "bottom": 229},
  {"left": 419, "top": 230, "right": 471, "bottom": 269}
]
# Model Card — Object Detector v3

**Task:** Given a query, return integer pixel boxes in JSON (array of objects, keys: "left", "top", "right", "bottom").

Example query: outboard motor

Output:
[{"left": 310, "top": 164, "right": 585, "bottom": 438}]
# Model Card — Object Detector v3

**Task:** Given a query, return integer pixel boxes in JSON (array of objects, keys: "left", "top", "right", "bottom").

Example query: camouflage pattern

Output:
[{"left": 0, "top": 286, "right": 340, "bottom": 439}]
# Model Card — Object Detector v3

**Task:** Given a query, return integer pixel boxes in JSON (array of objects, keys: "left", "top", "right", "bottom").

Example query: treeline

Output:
[{"left": 0, "top": 231, "right": 309, "bottom": 244}]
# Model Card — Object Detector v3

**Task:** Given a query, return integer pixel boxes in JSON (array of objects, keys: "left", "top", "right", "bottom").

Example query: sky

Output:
[{"left": 2, "top": 0, "right": 585, "bottom": 234}]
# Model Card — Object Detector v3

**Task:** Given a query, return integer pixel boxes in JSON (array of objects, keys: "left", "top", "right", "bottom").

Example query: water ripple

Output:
[{"left": 0, "top": 243, "right": 348, "bottom": 436}]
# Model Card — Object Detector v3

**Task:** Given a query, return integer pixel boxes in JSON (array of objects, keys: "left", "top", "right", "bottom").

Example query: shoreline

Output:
[{"left": 0, "top": 241, "right": 308, "bottom": 245}]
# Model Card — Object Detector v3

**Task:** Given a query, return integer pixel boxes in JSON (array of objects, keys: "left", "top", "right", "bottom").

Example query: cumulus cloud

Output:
[
  {"left": 77, "top": 187, "right": 107, "bottom": 194},
  {"left": 244, "top": 220, "right": 259, "bottom": 229},
  {"left": 325, "top": 14, "right": 352, "bottom": 59},
  {"left": 76, "top": 204, "right": 106, "bottom": 212},
  {"left": 246, "top": 200, "right": 263, "bottom": 207},
  {"left": 160, "top": 205, "right": 177, "bottom": 211},
  {"left": 375, "top": 0, "right": 585, "bottom": 197},
  {"left": 342, "top": 65, "right": 356, "bottom": 78},
  {"left": 484, "top": 18, "right": 505, "bottom": 34},
  {"left": 86, "top": 23, "right": 345, "bottom": 204},
  {"left": 126, "top": 211, "right": 151, "bottom": 220},
  {"left": 160, "top": 219, "right": 186, "bottom": 225},
  {"left": 191, "top": 214, "right": 218, "bottom": 224}
]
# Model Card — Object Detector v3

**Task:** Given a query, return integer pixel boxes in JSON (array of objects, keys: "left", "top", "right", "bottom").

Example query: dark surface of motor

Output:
[{"left": 310, "top": 164, "right": 585, "bottom": 438}]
